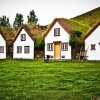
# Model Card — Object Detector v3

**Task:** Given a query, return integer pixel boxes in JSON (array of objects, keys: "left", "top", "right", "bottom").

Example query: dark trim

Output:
[
  {"left": 54, "top": 28, "right": 60, "bottom": 36},
  {"left": 61, "top": 42, "right": 68, "bottom": 51},
  {"left": 91, "top": 44, "right": 96, "bottom": 50},
  {"left": 21, "top": 34, "right": 26, "bottom": 41},
  {"left": 17, "top": 46, "right": 22, "bottom": 53}
]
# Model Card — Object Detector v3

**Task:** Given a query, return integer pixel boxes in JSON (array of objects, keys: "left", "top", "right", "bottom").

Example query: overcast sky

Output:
[{"left": 0, "top": 0, "right": 100, "bottom": 25}]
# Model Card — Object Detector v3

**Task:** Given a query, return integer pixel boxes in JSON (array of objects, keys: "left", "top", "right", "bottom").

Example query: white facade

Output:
[
  {"left": 45, "top": 21, "right": 71, "bottom": 60},
  {"left": 13, "top": 29, "right": 34, "bottom": 59},
  {"left": 0, "top": 34, "right": 6, "bottom": 59},
  {"left": 85, "top": 25, "right": 100, "bottom": 60}
]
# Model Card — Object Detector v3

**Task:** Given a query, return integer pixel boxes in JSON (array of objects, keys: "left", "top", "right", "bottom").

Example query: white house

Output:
[
  {"left": 13, "top": 26, "right": 34, "bottom": 59},
  {"left": 0, "top": 33, "right": 6, "bottom": 59},
  {"left": 44, "top": 18, "right": 71, "bottom": 60},
  {"left": 85, "top": 21, "right": 100, "bottom": 60}
]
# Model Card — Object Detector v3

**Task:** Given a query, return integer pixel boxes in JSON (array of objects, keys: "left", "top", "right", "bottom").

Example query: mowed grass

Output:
[{"left": 0, "top": 59, "right": 100, "bottom": 100}]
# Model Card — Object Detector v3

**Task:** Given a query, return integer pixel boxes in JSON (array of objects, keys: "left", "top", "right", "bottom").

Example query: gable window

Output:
[
  {"left": 21, "top": 34, "right": 26, "bottom": 41},
  {"left": 0, "top": 46, "right": 4, "bottom": 53},
  {"left": 91, "top": 44, "right": 96, "bottom": 50},
  {"left": 47, "top": 43, "right": 53, "bottom": 51},
  {"left": 17, "top": 46, "right": 22, "bottom": 53},
  {"left": 24, "top": 46, "right": 30, "bottom": 53},
  {"left": 54, "top": 28, "right": 60, "bottom": 36},
  {"left": 61, "top": 42, "right": 68, "bottom": 51}
]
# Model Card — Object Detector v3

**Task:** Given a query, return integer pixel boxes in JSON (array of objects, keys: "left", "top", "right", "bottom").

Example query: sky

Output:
[{"left": 0, "top": 0, "right": 100, "bottom": 25}]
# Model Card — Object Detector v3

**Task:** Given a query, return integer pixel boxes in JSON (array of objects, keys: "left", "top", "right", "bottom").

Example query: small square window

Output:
[
  {"left": 61, "top": 43, "right": 68, "bottom": 51},
  {"left": 47, "top": 43, "right": 53, "bottom": 51},
  {"left": 21, "top": 34, "right": 26, "bottom": 41},
  {"left": 54, "top": 28, "right": 60, "bottom": 36},
  {"left": 91, "top": 44, "right": 96, "bottom": 50},
  {"left": 17, "top": 46, "right": 22, "bottom": 53},
  {"left": 0, "top": 46, "right": 4, "bottom": 53},
  {"left": 24, "top": 46, "right": 30, "bottom": 53}
]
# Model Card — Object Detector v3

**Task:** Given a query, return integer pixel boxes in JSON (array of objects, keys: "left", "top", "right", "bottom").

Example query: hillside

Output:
[
  {"left": 58, "top": 18, "right": 89, "bottom": 35},
  {"left": 72, "top": 7, "right": 100, "bottom": 27}
]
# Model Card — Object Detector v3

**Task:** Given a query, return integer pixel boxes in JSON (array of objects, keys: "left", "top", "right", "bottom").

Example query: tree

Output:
[
  {"left": 69, "top": 30, "right": 84, "bottom": 48},
  {"left": 13, "top": 13, "right": 24, "bottom": 29},
  {"left": 27, "top": 10, "right": 38, "bottom": 24},
  {"left": 0, "top": 16, "right": 10, "bottom": 27}
]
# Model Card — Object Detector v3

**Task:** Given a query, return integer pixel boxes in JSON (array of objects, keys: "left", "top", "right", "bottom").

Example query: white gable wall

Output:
[
  {"left": 0, "top": 34, "right": 6, "bottom": 59},
  {"left": 13, "top": 29, "right": 34, "bottom": 59},
  {"left": 45, "top": 22, "right": 71, "bottom": 59},
  {"left": 85, "top": 25, "right": 100, "bottom": 60}
]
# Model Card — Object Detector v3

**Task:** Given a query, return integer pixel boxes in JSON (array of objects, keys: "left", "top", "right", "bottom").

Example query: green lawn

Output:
[{"left": 0, "top": 59, "right": 100, "bottom": 100}]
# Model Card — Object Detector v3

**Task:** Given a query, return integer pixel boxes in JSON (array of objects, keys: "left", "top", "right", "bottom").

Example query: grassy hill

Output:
[
  {"left": 72, "top": 7, "right": 100, "bottom": 27},
  {"left": 58, "top": 18, "right": 89, "bottom": 36}
]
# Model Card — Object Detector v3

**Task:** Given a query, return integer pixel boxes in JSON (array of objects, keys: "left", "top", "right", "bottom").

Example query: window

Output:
[
  {"left": 21, "top": 34, "right": 26, "bottom": 41},
  {"left": 91, "top": 44, "right": 96, "bottom": 50},
  {"left": 17, "top": 46, "right": 22, "bottom": 53},
  {"left": 24, "top": 46, "right": 30, "bottom": 53},
  {"left": 54, "top": 28, "right": 60, "bottom": 36},
  {"left": 0, "top": 46, "right": 4, "bottom": 53},
  {"left": 61, "top": 43, "right": 68, "bottom": 51},
  {"left": 47, "top": 43, "right": 53, "bottom": 51}
]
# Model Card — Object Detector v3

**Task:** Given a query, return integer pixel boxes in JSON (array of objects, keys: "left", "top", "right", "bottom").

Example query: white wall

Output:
[
  {"left": 85, "top": 25, "right": 100, "bottom": 60},
  {"left": 0, "top": 34, "right": 6, "bottom": 59},
  {"left": 13, "top": 29, "right": 34, "bottom": 59},
  {"left": 45, "top": 22, "right": 71, "bottom": 59}
]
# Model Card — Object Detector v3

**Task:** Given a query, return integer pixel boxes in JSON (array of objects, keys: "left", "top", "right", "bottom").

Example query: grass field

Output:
[{"left": 0, "top": 59, "right": 100, "bottom": 100}]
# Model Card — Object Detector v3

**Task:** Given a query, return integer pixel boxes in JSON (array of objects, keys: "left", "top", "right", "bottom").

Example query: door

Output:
[{"left": 54, "top": 42, "right": 61, "bottom": 59}]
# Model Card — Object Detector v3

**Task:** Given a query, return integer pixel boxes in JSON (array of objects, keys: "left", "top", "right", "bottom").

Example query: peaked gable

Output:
[
  {"left": 44, "top": 18, "right": 71, "bottom": 38},
  {"left": 84, "top": 21, "right": 100, "bottom": 39},
  {"left": 13, "top": 25, "right": 34, "bottom": 44}
]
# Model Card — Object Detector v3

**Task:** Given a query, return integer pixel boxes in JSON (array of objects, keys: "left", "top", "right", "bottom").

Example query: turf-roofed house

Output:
[
  {"left": 0, "top": 32, "right": 6, "bottom": 59},
  {"left": 13, "top": 26, "right": 34, "bottom": 59},
  {"left": 44, "top": 18, "right": 71, "bottom": 60},
  {"left": 85, "top": 21, "right": 100, "bottom": 60}
]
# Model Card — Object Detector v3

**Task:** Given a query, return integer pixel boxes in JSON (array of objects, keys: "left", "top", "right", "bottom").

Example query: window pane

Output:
[
  {"left": 47, "top": 43, "right": 53, "bottom": 51},
  {"left": 17, "top": 46, "right": 22, "bottom": 53},
  {"left": 91, "top": 44, "right": 96, "bottom": 50},
  {"left": 0, "top": 46, "right": 4, "bottom": 53},
  {"left": 54, "top": 28, "right": 60, "bottom": 36},
  {"left": 61, "top": 43, "right": 68, "bottom": 51},
  {"left": 21, "top": 34, "right": 26, "bottom": 41},
  {"left": 24, "top": 46, "right": 30, "bottom": 53}
]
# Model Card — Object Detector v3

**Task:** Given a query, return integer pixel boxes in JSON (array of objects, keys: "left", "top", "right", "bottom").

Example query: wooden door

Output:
[{"left": 54, "top": 42, "right": 61, "bottom": 59}]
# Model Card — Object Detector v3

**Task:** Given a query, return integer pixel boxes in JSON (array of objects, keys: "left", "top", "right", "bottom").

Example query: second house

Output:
[
  {"left": 44, "top": 18, "right": 71, "bottom": 60},
  {"left": 13, "top": 26, "right": 34, "bottom": 59}
]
